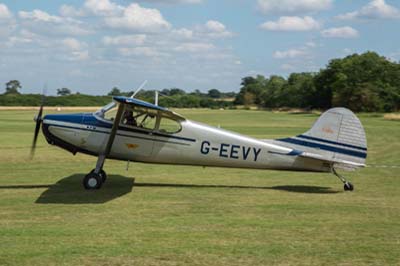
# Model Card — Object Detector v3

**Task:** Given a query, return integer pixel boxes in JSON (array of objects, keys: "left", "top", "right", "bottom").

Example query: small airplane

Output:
[{"left": 31, "top": 91, "right": 367, "bottom": 191}]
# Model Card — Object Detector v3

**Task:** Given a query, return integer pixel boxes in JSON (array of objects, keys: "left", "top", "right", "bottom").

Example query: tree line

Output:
[
  {"left": 1, "top": 51, "right": 399, "bottom": 111},
  {"left": 235, "top": 51, "right": 400, "bottom": 112}
]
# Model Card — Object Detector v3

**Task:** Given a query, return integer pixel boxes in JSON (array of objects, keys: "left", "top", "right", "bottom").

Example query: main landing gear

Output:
[
  {"left": 332, "top": 167, "right": 354, "bottom": 191},
  {"left": 83, "top": 169, "right": 107, "bottom": 190},
  {"left": 83, "top": 154, "right": 108, "bottom": 190},
  {"left": 83, "top": 103, "right": 125, "bottom": 190}
]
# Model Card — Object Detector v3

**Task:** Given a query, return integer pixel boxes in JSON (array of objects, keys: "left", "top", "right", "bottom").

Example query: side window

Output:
[
  {"left": 122, "top": 108, "right": 157, "bottom": 131},
  {"left": 159, "top": 117, "right": 181, "bottom": 134},
  {"left": 138, "top": 114, "right": 157, "bottom": 130}
]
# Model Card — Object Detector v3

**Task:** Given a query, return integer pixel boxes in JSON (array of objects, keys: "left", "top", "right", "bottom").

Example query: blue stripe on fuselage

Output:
[
  {"left": 296, "top": 134, "right": 367, "bottom": 151},
  {"left": 43, "top": 113, "right": 196, "bottom": 143},
  {"left": 277, "top": 138, "right": 367, "bottom": 159}
]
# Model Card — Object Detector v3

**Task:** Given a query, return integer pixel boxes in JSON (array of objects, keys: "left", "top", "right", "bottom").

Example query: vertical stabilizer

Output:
[{"left": 276, "top": 108, "right": 367, "bottom": 165}]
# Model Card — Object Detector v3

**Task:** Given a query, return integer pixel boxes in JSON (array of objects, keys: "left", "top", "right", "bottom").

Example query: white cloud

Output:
[
  {"left": 337, "top": 0, "right": 400, "bottom": 20},
  {"left": 84, "top": 0, "right": 123, "bottom": 16},
  {"left": 202, "top": 20, "right": 233, "bottom": 38},
  {"left": 174, "top": 42, "right": 215, "bottom": 53},
  {"left": 171, "top": 28, "right": 193, "bottom": 39},
  {"left": 103, "top": 34, "right": 147, "bottom": 46},
  {"left": 273, "top": 48, "right": 308, "bottom": 59},
  {"left": 53, "top": 38, "right": 89, "bottom": 61},
  {"left": 5, "top": 30, "right": 37, "bottom": 48},
  {"left": 59, "top": 5, "right": 86, "bottom": 17},
  {"left": 257, "top": 0, "right": 332, "bottom": 14},
  {"left": 104, "top": 3, "right": 170, "bottom": 32},
  {"left": 18, "top": 9, "right": 91, "bottom": 36},
  {"left": 321, "top": 26, "right": 359, "bottom": 38},
  {"left": 0, "top": 4, "right": 15, "bottom": 39},
  {"left": 62, "top": 38, "right": 86, "bottom": 50},
  {"left": 0, "top": 3, "right": 12, "bottom": 19},
  {"left": 260, "top": 16, "right": 320, "bottom": 31},
  {"left": 69, "top": 50, "right": 89, "bottom": 61},
  {"left": 19, "top": 9, "right": 62, "bottom": 23},
  {"left": 1, "top": 0, "right": 242, "bottom": 92},
  {"left": 205, "top": 20, "right": 225, "bottom": 32},
  {"left": 139, "top": 0, "right": 202, "bottom": 3},
  {"left": 118, "top": 47, "right": 167, "bottom": 57}
]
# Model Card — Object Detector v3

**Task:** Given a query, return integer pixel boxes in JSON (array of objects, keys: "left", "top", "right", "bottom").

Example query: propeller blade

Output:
[{"left": 30, "top": 91, "right": 45, "bottom": 159}]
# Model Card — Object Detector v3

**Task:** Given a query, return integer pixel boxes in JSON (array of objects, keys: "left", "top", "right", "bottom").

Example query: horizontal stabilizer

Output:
[{"left": 299, "top": 151, "right": 365, "bottom": 171}]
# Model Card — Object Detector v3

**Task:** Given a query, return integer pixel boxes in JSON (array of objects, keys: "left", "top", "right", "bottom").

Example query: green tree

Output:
[
  {"left": 169, "top": 88, "right": 186, "bottom": 96},
  {"left": 5, "top": 80, "right": 21, "bottom": 94},
  {"left": 57, "top": 88, "right": 71, "bottom": 96},
  {"left": 208, "top": 89, "right": 221, "bottom": 98},
  {"left": 315, "top": 51, "right": 400, "bottom": 111},
  {"left": 281, "top": 73, "right": 316, "bottom": 108},
  {"left": 262, "top": 75, "right": 287, "bottom": 108},
  {"left": 235, "top": 75, "right": 267, "bottom": 105},
  {"left": 107, "top": 87, "right": 121, "bottom": 96}
]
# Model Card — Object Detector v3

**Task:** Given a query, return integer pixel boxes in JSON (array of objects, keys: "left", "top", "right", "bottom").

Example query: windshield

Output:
[{"left": 96, "top": 102, "right": 118, "bottom": 120}]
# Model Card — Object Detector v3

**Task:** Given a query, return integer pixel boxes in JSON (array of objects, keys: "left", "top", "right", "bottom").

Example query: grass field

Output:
[{"left": 0, "top": 109, "right": 399, "bottom": 266}]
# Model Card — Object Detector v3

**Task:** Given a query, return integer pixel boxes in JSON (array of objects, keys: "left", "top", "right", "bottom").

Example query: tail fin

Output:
[{"left": 277, "top": 108, "right": 367, "bottom": 165}]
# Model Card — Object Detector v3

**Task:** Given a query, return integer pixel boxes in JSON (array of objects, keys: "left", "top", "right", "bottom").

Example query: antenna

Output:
[
  {"left": 130, "top": 80, "right": 147, "bottom": 98},
  {"left": 155, "top": 91, "right": 159, "bottom": 106}
]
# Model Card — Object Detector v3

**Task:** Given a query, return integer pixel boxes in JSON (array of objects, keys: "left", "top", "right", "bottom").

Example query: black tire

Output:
[
  {"left": 100, "top": 170, "right": 107, "bottom": 183},
  {"left": 90, "top": 169, "right": 107, "bottom": 183},
  {"left": 344, "top": 182, "right": 354, "bottom": 191},
  {"left": 83, "top": 173, "right": 102, "bottom": 190}
]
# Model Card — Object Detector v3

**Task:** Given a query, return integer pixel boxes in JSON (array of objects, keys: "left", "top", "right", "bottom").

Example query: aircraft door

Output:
[{"left": 114, "top": 106, "right": 157, "bottom": 159}]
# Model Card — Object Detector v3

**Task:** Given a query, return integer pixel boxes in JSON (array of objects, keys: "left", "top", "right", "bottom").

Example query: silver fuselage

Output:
[{"left": 42, "top": 112, "right": 330, "bottom": 173}]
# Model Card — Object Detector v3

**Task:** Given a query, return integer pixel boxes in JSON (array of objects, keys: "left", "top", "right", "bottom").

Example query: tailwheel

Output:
[
  {"left": 83, "top": 172, "right": 103, "bottom": 190},
  {"left": 332, "top": 167, "right": 354, "bottom": 192},
  {"left": 90, "top": 169, "right": 107, "bottom": 183},
  {"left": 344, "top": 182, "right": 354, "bottom": 191}
]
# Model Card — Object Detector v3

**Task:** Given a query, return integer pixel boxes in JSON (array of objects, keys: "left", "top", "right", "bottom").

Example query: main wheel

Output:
[
  {"left": 344, "top": 182, "right": 354, "bottom": 191},
  {"left": 83, "top": 173, "right": 102, "bottom": 190},
  {"left": 90, "top": 169, "right": 107, "bottom": 183}
]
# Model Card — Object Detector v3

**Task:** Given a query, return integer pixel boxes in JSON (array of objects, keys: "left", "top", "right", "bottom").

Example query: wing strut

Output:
[
  {"left": 83, "top": 103, "right": 125, "bottom": 190},
  {"left": 95, "top": 102, "right": 124, "bottom": 173}
]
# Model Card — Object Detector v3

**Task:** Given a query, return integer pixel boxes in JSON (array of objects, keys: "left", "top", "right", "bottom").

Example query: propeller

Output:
[{"left": 30, "top": 92, "right": 46, "bottom": 159}]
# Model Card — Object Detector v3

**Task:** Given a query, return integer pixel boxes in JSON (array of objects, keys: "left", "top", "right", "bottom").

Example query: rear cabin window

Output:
[{"left": 158, "top": 117, "right": 181, "bottom": 134}]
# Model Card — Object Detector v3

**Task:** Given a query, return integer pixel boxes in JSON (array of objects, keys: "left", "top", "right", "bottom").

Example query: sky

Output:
[{"left": 1, "top": 0, "right": 400, "bottom": 95}]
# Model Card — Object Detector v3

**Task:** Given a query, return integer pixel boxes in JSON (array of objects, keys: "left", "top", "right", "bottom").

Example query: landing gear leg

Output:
[{"left": 332, "top": 167, "right": 354, "bottom": 191}]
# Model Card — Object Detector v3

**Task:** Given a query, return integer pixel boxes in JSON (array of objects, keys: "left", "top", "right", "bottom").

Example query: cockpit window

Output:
[
  {"left": 158, "top": 116, "right": 181, "bottom": 134},
  {"left": 96, "top": 101, "right": 182, "bottom": 133},
  {"left": 122, "top": 106, "right": 157, "bottom": 131},
  {"left": 96, "top": 102, "right": 118, "bottom": 121}
]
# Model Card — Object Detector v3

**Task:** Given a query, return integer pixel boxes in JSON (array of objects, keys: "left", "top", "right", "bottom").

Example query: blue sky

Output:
[{"left": 0, "top": 0, "right": 400, "bottom": 95}]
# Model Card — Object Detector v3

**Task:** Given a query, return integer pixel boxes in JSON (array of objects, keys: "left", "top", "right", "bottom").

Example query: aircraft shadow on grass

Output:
[
  {"left": 0, "top": 175, "right": 338, "bottom": 205},
  {"left": 133, "top": 182, "right": 339, "bottom": 194},
  {"left": 34, "top": 174, "right": 135, "bottom": 204}
]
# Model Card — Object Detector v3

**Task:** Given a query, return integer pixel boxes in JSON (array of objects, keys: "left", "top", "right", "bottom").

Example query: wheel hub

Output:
[{"left": 88, "top": 177, "right": 98, "bottom": 188}]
